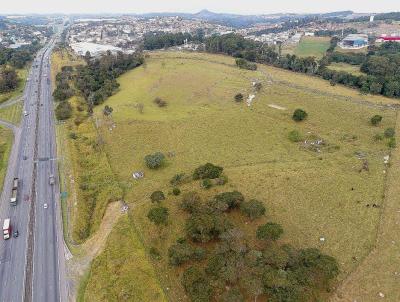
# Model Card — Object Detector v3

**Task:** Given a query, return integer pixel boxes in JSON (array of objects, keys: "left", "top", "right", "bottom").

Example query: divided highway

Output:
[{"left": 0, "top": 37, "right": 67, "bottom": 302}]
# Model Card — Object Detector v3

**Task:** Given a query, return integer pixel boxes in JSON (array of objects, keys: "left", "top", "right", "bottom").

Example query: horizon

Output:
[{"left": 1, "top": 0, "right": 399, "bottom": 15}]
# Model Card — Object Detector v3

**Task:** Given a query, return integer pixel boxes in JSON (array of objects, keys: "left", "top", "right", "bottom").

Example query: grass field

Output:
[
  {"left": 0, "top": 68, "right": 28, "bottom": 104},
  {"left": 294, "top": 36, "right": 331, "bottom": 58},
  {"left": 65, "top": 51, "right": 399, "bottom": 301},
  {"left": 327, "top": 62, "right": 365, "bottom": 76},
  {"left": 0, "top": 126, "right": 13, "bottom": 192},
  {"left": 0, "top": 102, "right": 23, "bottom": 125}
]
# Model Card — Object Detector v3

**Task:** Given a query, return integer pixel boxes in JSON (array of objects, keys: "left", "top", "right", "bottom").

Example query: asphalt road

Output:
[{"left": 0, "top": 37, "right": 67, "bottom": 302}]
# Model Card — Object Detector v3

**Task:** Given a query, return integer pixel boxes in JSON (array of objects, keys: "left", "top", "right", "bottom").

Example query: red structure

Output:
[{"left": 379, "top": 36, "right": 400, "bottom": 41}]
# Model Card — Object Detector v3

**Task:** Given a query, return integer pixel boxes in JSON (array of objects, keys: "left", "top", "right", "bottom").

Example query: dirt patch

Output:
[
  {"left": 66, "top": 201, "right": 125, "bottom": 302},
  {"left": 268, "top": 104, "right": 287, "bottom": 110}
]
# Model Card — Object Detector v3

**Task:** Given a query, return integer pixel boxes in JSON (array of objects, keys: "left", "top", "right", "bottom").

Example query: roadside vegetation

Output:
[
  {"left": 0, "top": 126, "right": 12, "bottom": 191},
  {"left": 0, "top": 101, "right": 23, "bottom": 125}
]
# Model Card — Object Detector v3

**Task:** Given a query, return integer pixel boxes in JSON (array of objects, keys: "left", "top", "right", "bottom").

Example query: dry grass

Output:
[
  {"left": 327, "top": 62, "right": 365, "bottom": 76},
  {"left": 75, "top": 51, "right": 398, "bottom": 301},
  {"left": 0, "top": 102, "right": 23, "bottom": 125}
]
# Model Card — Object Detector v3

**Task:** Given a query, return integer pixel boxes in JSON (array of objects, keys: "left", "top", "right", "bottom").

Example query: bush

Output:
[
  {"left": 234, "top": 93, "right": 244, "bottom": 102},
  {"left": 172, "top": 187, "right": 181, "bottom": 196},
  {"left": 388, "top": 137, "right": 396, "bottom": 148},
  {"left": 292, "top": 109, "right": 308, "bottom": 122},
  {"left": 144, "top": 152, "right": 165, "bottom": 169},
  {"left": 373, "top": 133, "right": 384, "bottom": 141},
  {"left": 149, "top": 247, "right": 162, "bottom": 260},
  {"left": 201, "top": 178, "right": 212, "bottom": 189},
  {"left": 384, "top": 127, "right": 395, "bottom": 138},
  {"left": 55, "top": 101, "right": 72, "bottom": 120},
  {"left": 180, "top": 192, "right": 202, "bottom": 213},
  {"left": 288, "top": 130, "right": 302, "bottom": 142},
  {"left": 69, "top": 132, "right": 78, "bottom": 140},
  {"left": 153, "top": 97, "right": 167, "bottom": 107},
  {"left": 147, "top": 206, "right": 169, "bottom": 225},
  {"left": 170, "top": 173, "right": 189, "bottom": 186},
  {"left": 240, "top": 199, "right": 266, "bottom": 220},
  {"left": 150, "top": 190, "right": 165, "bottom": 203},
  {"left": 370, "top": 115, "right": 383, "bottom": 126},
  {"left": 220, "top": 287, "right": 244, "bottom": 302},
  {"left": 256, "top": 223, "right": 284, "bottom": 241},
  {"left": 193, "top": 163, "right": 223, "bottom": 180}
]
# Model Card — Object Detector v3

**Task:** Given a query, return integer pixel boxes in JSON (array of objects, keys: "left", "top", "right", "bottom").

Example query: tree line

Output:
[
  {"left": 53, "top": 50, "right": 144, "bottom": 120},
  {"left": 143, "top": 31, "right": 204, "bottom": 50},
  {"left": 203, "top": 33, "right": 400, "bottom": 99}
]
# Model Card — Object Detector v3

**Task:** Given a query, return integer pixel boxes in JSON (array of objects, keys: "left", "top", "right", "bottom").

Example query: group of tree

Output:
[
  {"left": 0, "top": 66, "right": 18, "bottom": 93},
  {"left": 204, "top": 33, "right": 400, "bottom": 99},
  {"left": 0, "top": 41, "right": 41, "bottom": 69},
  {"left": 75, "top": 50, "right": 144, "bottom": 111},
  {"left": 167, "top": 187, "right": 338, "bottom": 302},
  {"left": 143, "top": 30, "right": 204, "bottom": 50}
]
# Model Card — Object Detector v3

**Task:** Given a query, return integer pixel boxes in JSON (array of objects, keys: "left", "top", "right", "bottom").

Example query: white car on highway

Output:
[{"left": 43, "top": 203, "right": 48, "bottom": 209}]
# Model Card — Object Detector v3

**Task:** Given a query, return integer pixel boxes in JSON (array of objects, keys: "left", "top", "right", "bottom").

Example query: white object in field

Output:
[{"left": 247, "top": 94, "right": 255, "bottom": 106}]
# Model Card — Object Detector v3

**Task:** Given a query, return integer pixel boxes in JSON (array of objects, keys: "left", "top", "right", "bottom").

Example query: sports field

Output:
[
  {"left": 65, "top": 51, "right": 398, "bottom": 301},
  {"left": 294, "top": 36, "right": 331, "bottom": 58}
]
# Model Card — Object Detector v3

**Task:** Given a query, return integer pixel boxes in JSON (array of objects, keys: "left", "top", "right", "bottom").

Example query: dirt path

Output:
[
  {"left": 66, "top": 201, "right": 124, "bottom": 302},
  {"left": 331, "top": 112, "right": 400, "bottom": 302}
]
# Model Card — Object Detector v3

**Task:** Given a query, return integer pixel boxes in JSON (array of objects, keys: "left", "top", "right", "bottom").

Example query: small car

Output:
[
  {"left": 23, "top": 155, "right": 28, "bottom": 160},
  {"left": 49, "top": 175, "right": 55, "bottom": 185},
  {"left": 13, "top": 230, "right": 19, "bottom": 238},
  {"left": 44, "top": 203, "right": 48, "bottom": 209}
]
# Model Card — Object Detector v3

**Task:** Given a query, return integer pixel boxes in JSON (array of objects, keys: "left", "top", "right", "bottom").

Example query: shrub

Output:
[
  {"left": 240, "top": 199, "right": 266, "bottom": 220},
  {"left": 254, "top": 82, "right": 262, "bottom": 91},
  {"left": 370, "top": 115, "right": 383, "bottom": 126},
  {"left": 220, "top": 287, "right": 244, "bottom": 302},
  {"left": 144, "top": 152, "right": 165, "bottom": 169},
  {"left": 55, "top": 101, "right": 72, "bottom": 120},
  {"left": 234, "top": 93, "right": 244, "bottom": 102},
  {"left": 69, "top": 132, "right": 78, "bottom": 140},
  {"left": 149, "top": 247, "right": 162, "bottom": 260},
  {"left": 201, "top": 178, "right": 212, "bottom": 189},
  {"left": 288, "top": 130, "right": 302, "bottom": 142},
  {"left": 170, "top": 173, "right": 189, "bottom": 186},
  {"left": 256, "top": 223, "right": 284, "bottom": 241},
  {"left": 388, "top": 137, "right": 396, "bottom": 148},
  {"left": 373, "top": 133, "right": 384, "bottom": 141},
  {"left": 153, "top": 97, "right": 167, "bottom": 107},
  {"left": 193, "top": 163, "right": 223, "bottom": 180},
  {"left": 384, "top": 127, "right": 395, "bottom": 138},
  {"left": 172, "top": 187, "right": 181, "bottom": 196},
  {"left": 292, "top": 109, "right": 308, "bottom": 122},
  {"left": 150, "top": 190, "right": 165, "bottom": 203},
  {"left": 180, "top": 192, "right": 202, "bottom": 213},
  {"left": 147, "top": 206, "right": 169, "bottom": 225}
]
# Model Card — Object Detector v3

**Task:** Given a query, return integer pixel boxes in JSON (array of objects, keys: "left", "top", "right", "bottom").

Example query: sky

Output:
[{"left": 1, "top": 0, "right": 400, "bottom": 15}]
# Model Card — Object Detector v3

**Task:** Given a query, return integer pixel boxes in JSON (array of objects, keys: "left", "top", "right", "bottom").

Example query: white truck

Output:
[
  {"left": 10, "top": 178, "right": 18, "bottom": 206},
  {"left": 3, "top": 219, "right": 11, "bottom": 240}
]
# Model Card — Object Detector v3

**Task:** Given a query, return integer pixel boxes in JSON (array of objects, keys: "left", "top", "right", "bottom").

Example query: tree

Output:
[
  {"left": 240, "top": 199, "right": 266, "bottom": 220},
  {"left": 153, "top": 97, "right": 167, "bottom": 107},
  {"left": 370, "top": 115, "right": 383, "bottom": 126},
  {"left": 182, "top": 266, "right": 213, "bottom": 302},
  {"left": 150, "top": 190, "right": 165, "bottom": 203},
  {"left": 208, "top": 191, "right": 245, "bottom": 212},
  {"left": 193, "top": 163, "right": 223, "bottom": 180},
  {"left": 144, "top": 152, "right": 165, "bottom": 169},
  {"left": 147, "top": 206, "right": 169, "bottom": 225},
  {"left": 0, "top": 66, "right": 18, "bottom": 92},
  {"left": 234, "top": 93, "right": 244, "bottom": 102},
  {"left": 292, "top": 109, "right": 308, "bottom": 122},
  {"left": 256, "top": 223, "right": 283, "bottom": 241}
]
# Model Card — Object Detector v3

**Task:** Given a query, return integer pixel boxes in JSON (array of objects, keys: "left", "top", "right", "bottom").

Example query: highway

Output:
[{"left": 0, "top": 36, "right": 67, "bottom": 302}]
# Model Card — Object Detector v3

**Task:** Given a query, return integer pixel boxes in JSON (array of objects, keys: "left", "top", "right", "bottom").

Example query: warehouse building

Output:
[{"left": 339, "top": 34, "right": 368, "bottom": 49}]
